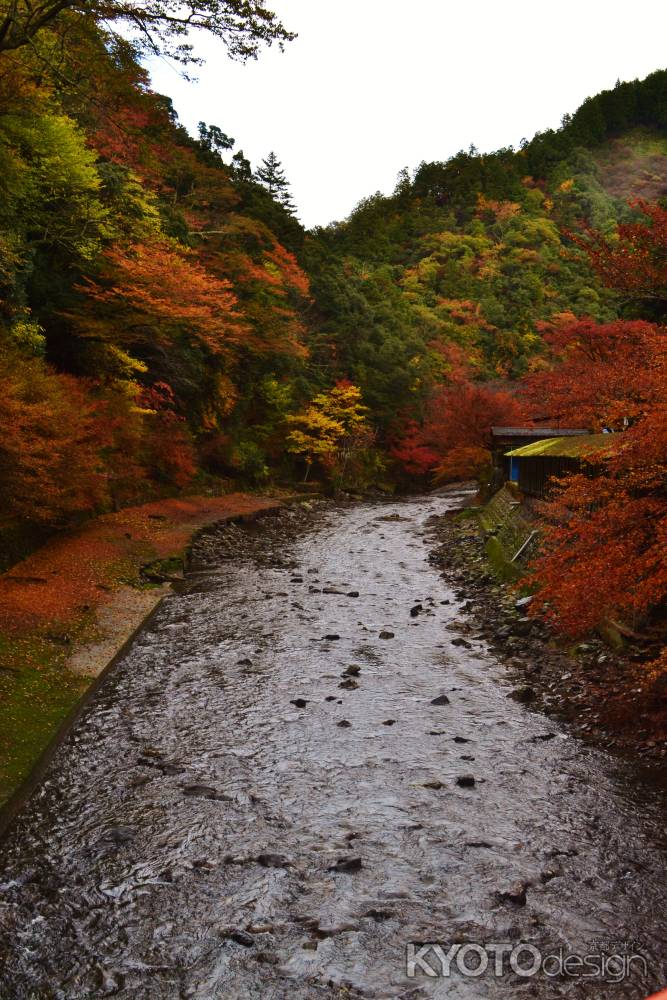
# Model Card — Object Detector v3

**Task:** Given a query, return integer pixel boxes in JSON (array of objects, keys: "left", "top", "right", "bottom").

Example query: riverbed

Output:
[{"left": 0, "top": 496, "right": 665, "bottom": 998}]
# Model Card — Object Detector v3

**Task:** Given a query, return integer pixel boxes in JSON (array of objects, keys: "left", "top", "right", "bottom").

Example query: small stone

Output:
[
  {"left": 456, "top": 774, "right": 476, "bottom": 788},
  {"left": 181, "top": 784, "right": 220, "bottom": 799},
  {"left": 103, "top": 825, "right": 134, "bottom": 844},
  {"left": 324, "top": 634, "right": 341, "bottom": 641},
  {"left": 347, "top": 591, "right": 360, "bottom": 598},
  {"left": 339, "top": 678, "right": 358, "bottom": 690},
  {"left": 255, "top": 950, "right": 281, "bottom": 964},
  {"left": 329, "top": 856, "right": 362, "bottom": 873},
  {"left": 431, "top": 694, "right": 450, "bottom": 706},
  {"left": 509, "top": 686, "right": 535, "bottom": 704},
  {"left": 343, "top": 665, "right": 361, "bottom": 676},
  {"left": 410, "top": 604, "right": 423, "bottom": 617},
  {"left": 498, "top": 881, "right": 528, "bottom": 906},
  {"left": 256, "top": 853, "right": 289, "bottom": 868},
  {"left": 230, "top": 930, "right": 255, "bottom": 947},
  {"left": 379, "top": 630, "right": 395, "bottom": 639},
  {"left": 382, "top": 719, "right": 396, "bottom": 726},
  {"left": 422, "top": 780, "right": 443, "bottom": 790},
  {"left": 451, "top": 636, "right": 472, "bottom": 648},
  {"left": 337, "top": 720, "right": 351, "bottom": 728},
  {"left": 290, "top": 698, "right": 308, "bottom": 708},
  {"left": 453, "top": 736, "right": 470, "bottom": 743}
]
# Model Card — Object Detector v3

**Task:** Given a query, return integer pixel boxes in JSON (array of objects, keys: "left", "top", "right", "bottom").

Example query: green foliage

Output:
[{"left": 0, "top": 14, "right": 666, "bottom": 527}]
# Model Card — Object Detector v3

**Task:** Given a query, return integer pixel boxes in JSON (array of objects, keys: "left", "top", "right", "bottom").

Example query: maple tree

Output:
[
  {"left": 521, "top": 315, "right": 665, "bottom": 430},
  {"left": 286, "top": 382, "right": 372, "bottom": 485},
  {"left": 524, "top": 202, "right": 667, "bottom": 640},
  {"left": 392, "top": 381, "right": 526, "bottom": 481},
  {"left": 0, "top": 347, "right": 107, "bottom": 524},
  {"left": 570, "top": 201, "right": 667, "bottom": 310},
  {"left": 74, "top": 241, "right": 248, "bottom": 359}
]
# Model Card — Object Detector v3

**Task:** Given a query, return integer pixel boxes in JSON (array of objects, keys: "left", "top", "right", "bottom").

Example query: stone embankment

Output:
[{"left": 428, "top": 489, "right": 667, "bottom": 761}]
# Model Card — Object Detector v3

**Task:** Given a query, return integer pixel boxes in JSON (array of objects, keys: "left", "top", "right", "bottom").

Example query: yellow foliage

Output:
[{"left": 286, "top": 382, "right": 368, "bottom": 465}]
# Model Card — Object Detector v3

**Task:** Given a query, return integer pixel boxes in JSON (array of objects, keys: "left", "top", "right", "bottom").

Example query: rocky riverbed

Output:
[
  {"left": 0, "top": 494, "right": 666, "bottom": 999},
  {"left": 427, "top": 499, "right": 667, "bottom": 762}
]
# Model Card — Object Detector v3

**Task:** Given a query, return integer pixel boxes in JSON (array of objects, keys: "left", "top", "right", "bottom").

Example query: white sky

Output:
[{"left": 146, "top": 0, "right": 667, "bottom": 229}]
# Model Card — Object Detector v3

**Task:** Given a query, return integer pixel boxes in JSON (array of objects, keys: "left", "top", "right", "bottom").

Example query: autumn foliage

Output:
[
  {"left": 392, "top": 381, "right": 526, "bottom": 481},
  {"left": 0, "top": 347, "right": 107, "bottom": 525},
  {"left": 521, "top": 316, "right": 666, "bottom": 430},
  {"left": 524, "top": 203, "right": 667, "bottom": 641},
  {"left": 570, "top": 201, "right": 667, "bottom": 305}
]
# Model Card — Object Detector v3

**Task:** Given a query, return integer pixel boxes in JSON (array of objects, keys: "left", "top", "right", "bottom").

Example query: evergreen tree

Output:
[
  {"left": 255, "top": 151, "right": 296, "bottom": 214},
  {"left": 197, "top": 122, "right": 235, "bottom": 156}
]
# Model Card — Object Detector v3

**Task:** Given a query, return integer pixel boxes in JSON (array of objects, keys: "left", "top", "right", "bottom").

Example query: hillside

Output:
[{"left": 0, "top": 12, "right": 666, "bottom": 532}]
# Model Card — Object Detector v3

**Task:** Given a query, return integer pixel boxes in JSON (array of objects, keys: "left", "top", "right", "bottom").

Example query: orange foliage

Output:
[
  {"left": 393, "top": 380, "right": 526, "bottom": 480},
  {"left": 0, "top": 494, "right": 284, "bottom": 635},
  {"left": 139, "top": 382, "right": 196, "bottom": 487},
  {"left": 521, "top": 316, "right": 664, "bottom": 429},
  {"left": 0, "top": 349, "right": 107, "bottom": 525},
  {"left": 570, "top": 200, "right": 667, "bottom": 302},
  {"left": 525, "top": 203, "right": 667, "bottom": 639},
  {"left": 75, "top": 241, "right": 248, "bottom": 357}
]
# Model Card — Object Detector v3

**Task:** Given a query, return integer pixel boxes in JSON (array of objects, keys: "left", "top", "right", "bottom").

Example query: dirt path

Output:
[{"left": 0, "top": 497, "right": 666, "bottom": 998}]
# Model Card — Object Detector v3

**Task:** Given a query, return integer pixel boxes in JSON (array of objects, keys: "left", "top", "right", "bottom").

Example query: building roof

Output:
[
  {"left": 506, "top": 433, "right": 619, "bottom": 459},
  {"left": 492, "top": 426, "right": 588, "bottom": 439}
]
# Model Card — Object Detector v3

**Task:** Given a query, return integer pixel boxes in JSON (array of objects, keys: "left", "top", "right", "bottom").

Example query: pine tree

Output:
[{"left": 255, "top": 151, "right": 296, "bottom": 214}]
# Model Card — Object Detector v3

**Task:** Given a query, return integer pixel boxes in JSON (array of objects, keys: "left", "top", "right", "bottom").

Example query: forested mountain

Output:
[{"left": 1, "top": 3, "right": 666, "bottom": 529}]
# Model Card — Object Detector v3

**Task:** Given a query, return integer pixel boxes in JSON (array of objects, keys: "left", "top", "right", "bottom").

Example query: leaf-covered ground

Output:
[{"left": 0, "top": 492, "right": 287, "bottom": 805}]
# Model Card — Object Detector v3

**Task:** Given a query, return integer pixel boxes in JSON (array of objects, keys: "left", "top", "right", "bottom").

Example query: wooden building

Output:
[
  {"left": 490, "top": 426, "right": 588, "bottom": 488},
  {"left": 505, "top": 433, "right": 617, "bottom": 498}
]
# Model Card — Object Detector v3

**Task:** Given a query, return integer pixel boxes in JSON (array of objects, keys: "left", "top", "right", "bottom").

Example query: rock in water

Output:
[
  {"left": 230, "top": 929, "right": 255, "bottom": 947},
  {"left": 509, "top": 686, "right": 535, "bottom": 703},
  {"left": 498, "top": 881, "right": 529, "bottom": 906},
  {"left": 456, "top": 774, "right": 476, "bottom": 788},
  {"left": 431, "top": 694, "right": 450, "bottom": 706},
  {"left": 256, "top": 853, "right": 289, "bottom": 868},
  {"left": 329, "top": 856, "right": 362, "bottom": 873}
]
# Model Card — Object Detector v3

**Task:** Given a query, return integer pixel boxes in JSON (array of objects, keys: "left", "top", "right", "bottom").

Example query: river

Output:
[{"left": 0, "top": 496, "right": 666, "bottom": 998}]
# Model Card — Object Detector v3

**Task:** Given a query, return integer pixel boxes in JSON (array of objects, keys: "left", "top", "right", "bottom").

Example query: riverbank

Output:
[
  {"left": 427, "top": 499, "right": 667, "bottom": 762},
  {"left": 2, "top": 493, "right": 666, "bottom": 999},
  {"left": 0, "top": 492, "right": 307, "bottom": 806}
]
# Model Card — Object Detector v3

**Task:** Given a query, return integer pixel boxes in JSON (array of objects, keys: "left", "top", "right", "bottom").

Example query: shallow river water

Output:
[{"left": 1, "top": 496, "right": 666, "bottom": 999}]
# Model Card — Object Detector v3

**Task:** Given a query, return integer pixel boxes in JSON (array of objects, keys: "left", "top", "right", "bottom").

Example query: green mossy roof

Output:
[{"left": 506, "top": 433, "right": 619, "bottom": 459}]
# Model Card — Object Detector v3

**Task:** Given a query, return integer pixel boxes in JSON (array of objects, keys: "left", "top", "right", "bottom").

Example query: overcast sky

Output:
[{"left": 147, "top": 0, "right": 667, "bottom": 229}]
